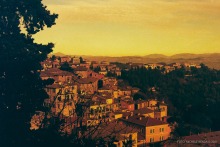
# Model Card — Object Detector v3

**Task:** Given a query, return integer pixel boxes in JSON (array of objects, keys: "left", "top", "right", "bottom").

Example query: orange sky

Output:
[{"left": 33, "top": 0, "right": 220, "bottom": 56}]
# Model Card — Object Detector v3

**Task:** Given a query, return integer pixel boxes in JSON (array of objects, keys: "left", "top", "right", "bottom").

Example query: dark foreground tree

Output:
[{"left": 0, "top": 0, "right": 58, "bottom": 146}]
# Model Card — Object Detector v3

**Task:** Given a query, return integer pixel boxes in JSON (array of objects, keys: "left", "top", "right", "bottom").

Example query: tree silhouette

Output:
[
  {"left": 79, "top": 56, "right": 84, "bottom": 63},
  {"left": 0, "top": 1, "right": 58, "bottom": 146},
  {"left": 51, "top": 55, "right": 57, "bottom": 61},
  {"left": 60, "top": 62, "right": 74, "bottom": 72}
]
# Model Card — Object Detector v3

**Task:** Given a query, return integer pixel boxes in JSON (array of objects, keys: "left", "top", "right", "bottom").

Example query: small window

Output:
[
  {"left": 150, "top": 129, "right": 154, "bottom": 133},
  {"left": 150, "top": 138, "right": 154, "bottom": 142}
]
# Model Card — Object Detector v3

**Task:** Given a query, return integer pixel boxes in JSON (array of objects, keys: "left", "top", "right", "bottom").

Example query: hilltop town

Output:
[{"left": 29, "top": 55, "right": 220, "bottom": 146}]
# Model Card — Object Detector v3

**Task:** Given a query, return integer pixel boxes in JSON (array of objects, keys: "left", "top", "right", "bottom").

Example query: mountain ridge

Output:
[{"left": 52, "top": 52, "right": 220, "bottom": 69}]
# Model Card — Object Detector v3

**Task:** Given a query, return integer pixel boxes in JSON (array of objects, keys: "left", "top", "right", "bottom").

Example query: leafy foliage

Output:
[
  {"left": 60, "top": 62, "right": 74, "bottom": 72},
  {"left": 121, "top": 65, "right": 220, "bottom": 135},
  {"left": 0, "top": 0, "right": 58, "bottom": 146}
]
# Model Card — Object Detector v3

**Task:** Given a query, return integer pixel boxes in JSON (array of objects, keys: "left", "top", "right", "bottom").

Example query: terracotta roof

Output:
[
  {"left": 91, "top": 122, "right": 138, "bottom": 140},
  {"left": 94, "top": 92, "right": 113, "bottom": 100},
  {"left": 133, "top": 108, "right": 154, "bottom": 115},
  {"left": 87, "top": 70, "right": 104, "bottom": 79},
  {"left": 121, "top": 99, "right": 134, "bottom": 105},
  {"left": 75, "top": 77, "right": 98, "bottom": 84},
  {"left": 40, "top": 68, "right": 73, "bottom": 77},
  {"left": 74, "top": 66, "right": 88, "bottom": 71},
  {"left": 98, "top": 85, "right": 113, "bottom": 90},
  {"left": 120, "top": 116, "right": 167, "bottom": 127}
]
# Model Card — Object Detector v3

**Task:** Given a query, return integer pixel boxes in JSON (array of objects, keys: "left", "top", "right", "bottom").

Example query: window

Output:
[
  {"left": 90, "top": 108, "right": 94, "bottom": 115},
  {"left": 150, "top": 129, "right": 154, "bottom": 133},
  {"left": 150, "top": 138, "right": 154, "bottom": 142},
  {"left": 160, "top": 128, "right": 164, "bottom": 132},
  {"left": 150, "top": 129, "right": 155, "bottom": 133},
  {"left": 160, "top": 136, "right": 164, "bottom": 141},
  {"left": 52, "top": 89, "right": 56, "bottom": 93}
]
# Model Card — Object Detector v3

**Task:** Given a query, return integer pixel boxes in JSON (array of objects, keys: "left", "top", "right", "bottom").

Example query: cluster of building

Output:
[
  {"left": 41, "top": 56, "right": 121, "bottom": 77},
  {"left": 125, "top": 62, "right": 201, "bottom": 73},
  {"left": 31, "top": 56, "right": 174, "bottom": 146}
]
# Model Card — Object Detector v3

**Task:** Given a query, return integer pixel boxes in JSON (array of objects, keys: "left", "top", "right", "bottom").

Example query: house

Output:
[
  {"left": 120, "top": 115, "right": 171, "bottom": 144},
  {"left": 44, "top": 83, "right": 78, "bottom": 117},
  {"left": 72, "top": 57, "right": 80, "bottom": 64},
  {"left": 91, "top": 122, "right": 138, "bottom": 147},
  {"left": 147, "top": 100, "right": 168, "bottom": 119},
  {"left": 73, "top": 77, "right": 99, "bottom": 94},
  {"left": 120, "top": 99, "right": 135, "bottom": 111},
  {"left": 87, "top": 70, "right": 104, "bottom": 80},
  {"left": 40, "top": 68, "right": 73, "bottom": 83},
  {"left": 118, "top": 87, "right": 132, "bottom": 97},
  {"left": 41, "top": 60, "right": 53, "bottom": 70},
  {"left": 99, "top": 70, "right": 108, "bottom": 75},
  {"left": 133, "top": 108, "right": 154, "bottom": 118},
  {"left": 60, "top": 56, "right": 72, "bottom": 63},
  {"left": 74, "top": 66, "right": 88, "bottom": 78},
  {"left": 100, "top": 61, "right": 110, "bottom": 65},
  {"left": 102, "top": 77, "right": 118, "bottom": 87},
  {"left": 80, "top": 63, "right": 90, "bottom": 69},
  {"left": 135, "top": 100, "right": 148, "bottom": 110},
  {"left": 98, "top": 85, "right": 114, "bottom": 94},
  {"left": 91, "top": 61, "right": 99, "bottom": 68}
]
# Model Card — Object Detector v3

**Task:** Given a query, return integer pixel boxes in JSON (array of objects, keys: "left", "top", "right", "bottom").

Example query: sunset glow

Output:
[{"left": 34, "top": 0, "right": 220, "bottom": 56}]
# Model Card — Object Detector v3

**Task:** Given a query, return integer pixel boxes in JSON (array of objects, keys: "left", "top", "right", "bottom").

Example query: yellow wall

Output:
[
  {"left": 114, "top": 113, "right": 123, "bottom": 119},
  {"left": 145, "top": 124, "right": 171, "bottom": 143},
  {"left": 106, "top": 98, "right": 113, "bottom": 104},
  {"left": 148, "top": 100, "right": 157, "bottom": 107},
  {"left": 159, "top": 105, "right": 167, "bottom": 117}
]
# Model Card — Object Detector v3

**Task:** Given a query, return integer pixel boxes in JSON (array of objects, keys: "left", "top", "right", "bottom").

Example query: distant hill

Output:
[
  {"left": 144, "top": 54, "right": 168, "bottom": 59},
  {"left": 51, "top": 52, "right": 220, "bottom": 69},
  {"left": 53, "top": 52, "right": 66, "bottom": 57}
]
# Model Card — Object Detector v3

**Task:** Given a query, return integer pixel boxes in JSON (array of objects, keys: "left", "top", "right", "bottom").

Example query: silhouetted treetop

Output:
[{"left": 0, "top": 1, "right": 58, "bottom": 146}]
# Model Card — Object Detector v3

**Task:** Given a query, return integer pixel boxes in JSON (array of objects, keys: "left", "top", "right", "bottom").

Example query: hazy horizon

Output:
[
  {"left": 52, "top": 51, "right": 220, "bottom": 57},
  {"left": 34, "top": 0, "right": 220, "bottom": 56}
]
